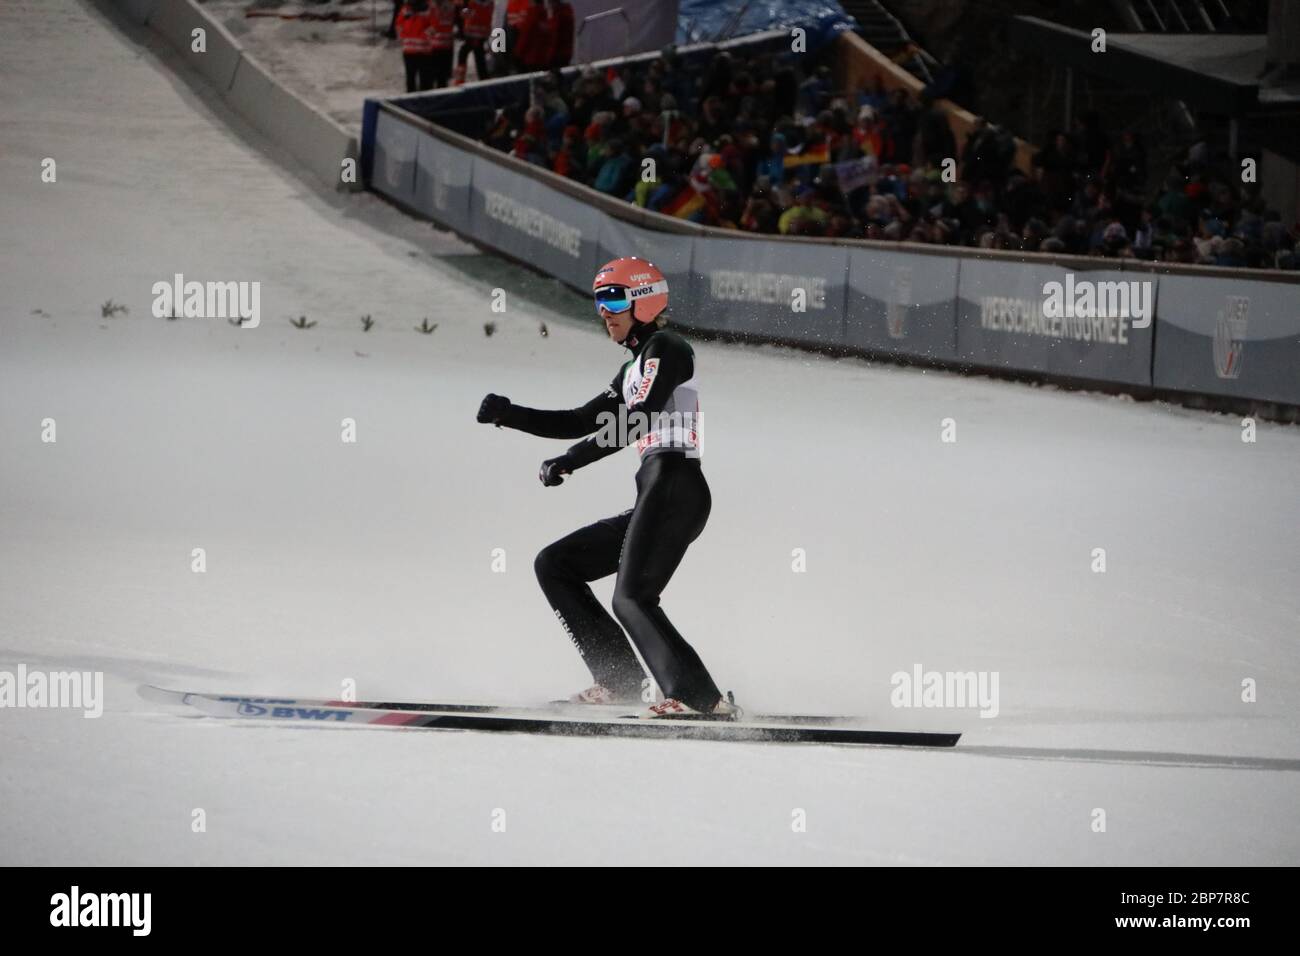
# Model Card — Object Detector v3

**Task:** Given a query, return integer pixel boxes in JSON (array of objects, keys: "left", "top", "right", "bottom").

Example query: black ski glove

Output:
[
  {"left": 477, "top": 393, "right": 514, "bottom": 426},
  {"left": 539, "top": 455, "right": 573, "bottom": 487}
]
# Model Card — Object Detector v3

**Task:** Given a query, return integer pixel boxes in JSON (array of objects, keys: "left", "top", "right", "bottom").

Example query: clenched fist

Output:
[
  {"left": 539, "top": 456, "right": 572, "bottom": 487},
  {"left": 477, "top": 393, "right": 512, "bottom": 426}
]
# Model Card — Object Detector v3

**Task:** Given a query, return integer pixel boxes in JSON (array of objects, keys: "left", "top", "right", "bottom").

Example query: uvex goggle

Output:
[
  {"left": 594, "top": 280, "right": 667, "bottom": 317},
  {"left": 594, "top": 285, "right": 634, "bottom": 316}
]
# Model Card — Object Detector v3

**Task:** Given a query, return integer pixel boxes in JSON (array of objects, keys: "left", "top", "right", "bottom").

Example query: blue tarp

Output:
[{"left": 677, "top": 0, "right": 858, "bottom": 48}]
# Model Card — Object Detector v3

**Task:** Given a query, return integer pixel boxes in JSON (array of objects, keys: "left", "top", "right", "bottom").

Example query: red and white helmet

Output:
[{"left": 592, "top": 256, "right": 669, "bottom": 324}]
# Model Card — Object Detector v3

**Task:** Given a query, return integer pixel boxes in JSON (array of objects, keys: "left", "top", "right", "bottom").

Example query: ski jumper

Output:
[{"left": 504, "top": 327, "right": 719, "bottom": 710}]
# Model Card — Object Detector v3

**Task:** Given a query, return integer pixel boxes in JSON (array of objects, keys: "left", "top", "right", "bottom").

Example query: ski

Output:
[
  {"left": 141, "top": 684, "right": 629, "bottom": 718},
  {"left": 143, "top": 685, "right": 921, "bottom": 728},
  {"left": 140, "top": 686, "right": 961, "bottom": 748}
]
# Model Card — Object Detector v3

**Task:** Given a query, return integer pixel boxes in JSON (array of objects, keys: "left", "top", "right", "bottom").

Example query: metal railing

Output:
[{"left": 575, "top": 7, "right": 631, "bottom": 65}]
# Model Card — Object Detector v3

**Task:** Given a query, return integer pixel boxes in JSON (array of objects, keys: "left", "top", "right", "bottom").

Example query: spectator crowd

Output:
[{"left": 475, "top": 44, "right": 1297, "bottom": 271}]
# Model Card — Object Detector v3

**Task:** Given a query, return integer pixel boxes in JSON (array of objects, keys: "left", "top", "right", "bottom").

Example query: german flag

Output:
[
  {"left": 783, "top": 141, "right": 830, "bottom": 169},
  {"left": 661, "top": 187, "right": 706, "bottom": 220}
]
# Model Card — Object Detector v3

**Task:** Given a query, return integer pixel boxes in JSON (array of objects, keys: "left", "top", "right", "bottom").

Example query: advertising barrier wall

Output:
[
  {"left": 690, "top": 238, "right": 849, "bottom": 346},
  {"left": 468, "top": 157, "right": 605, "bottom": 291},
  {"left": 845, "top": 247, "right": 959, "bottom": 360},
  {"left": 956, "top": 259, "right": 1155, "bottom": 386},
  {"left": 364, "top": 100, "right": 1298, "bottom": 408},
  {"left": 372, "top": 108, "right": 421, "bottom": 207},
  {"left": 411, "top": 128, "right": 476, "bottom": 236},
  {"left": 1153, "top": 273, "right": 1300, "bottom": 405}
]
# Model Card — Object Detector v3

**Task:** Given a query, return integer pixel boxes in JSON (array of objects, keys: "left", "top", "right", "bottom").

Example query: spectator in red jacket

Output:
[
  {"left": 396, "top": 1, "right": 433, "bottom": 92},
  {"left": 503, "top": 0, "right": 532, "bottom": 74},
  {"left": 426, "top": 0, "right": 457, "bottom": 88},
  {"left": 549, "top": 0, "right": 574, "bottom": 69},
  {"left": 516, "top": 0, "right": 555, "bottom": 73},
  {"left": 455, "top": 0, "right": 494, "bottom": 85}
]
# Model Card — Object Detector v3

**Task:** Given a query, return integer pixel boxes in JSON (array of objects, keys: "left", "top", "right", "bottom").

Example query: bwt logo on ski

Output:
[
  {"left": 151, "top": 273, "right": 261, "bottom": 327},
  {"left": 222, "top": 697, "right": 351, "bottom": 721},
  {"left": 50, "top": 886, "right": 151, "bottom": 936},
  {"left": 0, "top": 665, "right": 102, "bottom": 718},
  {"left": 890, "top": 664, "right": 999, "bottom": 718},
  {"left": 1040, "top": 273, "right": 1153, "bottom": 329}
]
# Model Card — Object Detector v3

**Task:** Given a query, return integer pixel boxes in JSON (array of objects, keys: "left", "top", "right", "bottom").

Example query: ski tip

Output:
[{"left": 137, "top": 684, "right": 188, "bottom": 706}]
